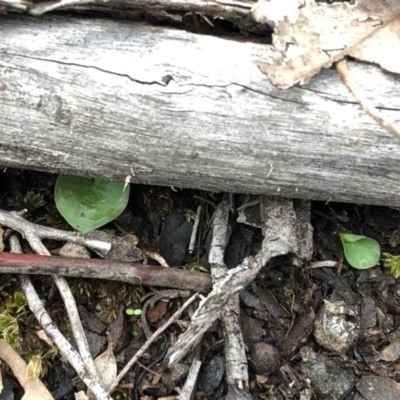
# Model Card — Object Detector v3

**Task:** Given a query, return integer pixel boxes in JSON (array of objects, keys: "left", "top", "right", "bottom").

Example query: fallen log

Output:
[{"left": 1, "top": 14, "right": 400, "bottom": 206}]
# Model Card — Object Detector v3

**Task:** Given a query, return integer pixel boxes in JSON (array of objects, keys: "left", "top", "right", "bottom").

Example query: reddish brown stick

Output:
[{"left": 0, "top": 252, "right": 211, "bottom": 293}]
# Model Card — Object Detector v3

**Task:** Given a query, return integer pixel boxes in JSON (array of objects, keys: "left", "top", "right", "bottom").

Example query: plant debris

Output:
[{"left": 1, "top": 170, "right": 400, "bottom": 398}]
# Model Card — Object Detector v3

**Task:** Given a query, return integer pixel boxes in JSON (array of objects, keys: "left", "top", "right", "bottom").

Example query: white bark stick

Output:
[{"left": 209, "top": 196, "right": 249, "bottom": 390}]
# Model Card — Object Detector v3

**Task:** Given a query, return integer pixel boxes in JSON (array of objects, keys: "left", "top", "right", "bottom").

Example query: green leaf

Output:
[
  {"left": 55, "top": 175, "right": 129, "bottom": 234},
  {"left": 339, "top": 233, "right": 380, "bottom": 270},
  {"left": 125, "top": 308, "right": 142, "bottom": 316}
]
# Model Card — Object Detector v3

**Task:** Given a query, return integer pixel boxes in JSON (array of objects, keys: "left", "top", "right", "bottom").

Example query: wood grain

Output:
[{"left": 1, "top": 15, "right": 400, "bottom": 206}]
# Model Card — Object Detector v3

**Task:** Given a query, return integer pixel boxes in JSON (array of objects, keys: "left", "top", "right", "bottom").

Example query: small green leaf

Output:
[
  {"left": 339, "top": 233, "right": 380, "bottom": 270},
  {"left": 125, "top": 308, "right": 142, "bottom": 316},
  {"left": 55, "top": 175, "right": 129, "bottom": 234}
]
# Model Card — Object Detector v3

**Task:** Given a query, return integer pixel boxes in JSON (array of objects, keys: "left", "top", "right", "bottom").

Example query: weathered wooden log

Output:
[
  {"left": 1, "top": 14, "right": 400, "bottom": 206},
  {"left": 1, "top": 0, "right": 260, "bottom": 33}
]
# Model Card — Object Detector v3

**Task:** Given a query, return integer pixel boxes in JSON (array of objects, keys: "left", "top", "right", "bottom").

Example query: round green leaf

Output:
[
  {"left": 339, "top": 233, "right": 380, "bottom": 270},
  {"left": 55, "top": 175, "right": 129, "bottom": 234}
]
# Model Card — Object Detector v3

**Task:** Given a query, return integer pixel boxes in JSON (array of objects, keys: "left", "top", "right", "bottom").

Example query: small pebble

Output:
[
  {"left": 314, "top": 299, "right": 359, "bottom": 352},
  {"left": 300, "top": 346, "right": 355, "bottom": 399},
  {"left": 249, "top": 342, "right": 280, "bottom": 374},
  {"left": 198, "top": 355, "right": 225, "bottom": 393}
]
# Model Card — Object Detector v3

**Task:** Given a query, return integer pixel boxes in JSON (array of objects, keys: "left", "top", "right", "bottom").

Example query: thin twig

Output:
[
  {"left": 309, "top": 260, "right": 337, "bottom": 269},
  {"left": 56, "top": 276, "right": 99, "bottom": 380},
  {"left": 29, "top": 0, "right": 95, "bottom": 15},
  {"left": 177, "top": 359, "right": 202, "bottom": 400},
  {"left": 188, "top": 205, "right": 202, "bottom": 254},
  {"left": 140, "top": 290, "right": 192, "bottom": 340},
  {"left": 10, "top": 233, "right": 100, "bottom": 389},
  {"left": 0, "top": 209, "right": 111, "bottom": 254}
]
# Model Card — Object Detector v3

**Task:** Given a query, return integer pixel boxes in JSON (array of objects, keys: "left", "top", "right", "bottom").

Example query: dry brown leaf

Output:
[
  {"left": 251, "top": 0, "right": 400, "bottom": 88},
  {"left": 89, "top": 334, "right": 117, "bottom": 397}
]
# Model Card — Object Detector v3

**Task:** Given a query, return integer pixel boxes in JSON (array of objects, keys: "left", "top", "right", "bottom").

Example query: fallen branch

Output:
[
  {"left": 3, "top": 15, "right": 400, "bottom": 208},
  {"left": 0, "top": 252, "right": 211, "bottom": 292},
  {"left": 209, "top": 195, "right": 250, "bottom": 391},
  {"left": 2, "top": 0, "right": 256, "bottom": 34}
]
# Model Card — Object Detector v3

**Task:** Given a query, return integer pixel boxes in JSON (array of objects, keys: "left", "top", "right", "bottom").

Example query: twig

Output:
[
  {"left": 9, "top": 233, "right": 100, "bottom": 390},
  {"left": 9, "top": 236, "right": 112, "bottom": 400},
  {"left": 142, "top": 249, "right": 169, "bottom": 268},
  {"left": 4, "top": 211, "right": 103, "bottom": 392},
  {"left": 20, "top": 274, "right": 112, "bottom": 399},
  {"left": 56, "top": 277, "right": 99, "bottom": 381},
  {"left": 167, "top": 255, "right": 261, "bottom": 366},
  {"left": 188, "top": 205, "right": 202, "bottom": 254},
  {"left": 108, "top": 292, "right": 200, "bottom": 394},
  {"left": 0, "top": 252, "right": 211, "bottom": 292},
  {"left": 167, "top": 196, "right": 303, "bottom": 366},
  {"left": 216, "top": 0, "right": 252, "bottom": 8},
  {"left": 209, "top": 196, "right": 249, "bottom": 389},
  {"left": 133, "top": 333, "right": 168, "bottom": 400},
  {"left": 336, "top": 58, "right": 400, "bottom": 140},
  {"left": 0, "top": 209, "right": 111, "bottom": 254},
  {"left": 177, "top": 359, "right": 202, "bottom": 400},
  {"left": 141, "top": 290, "right": 192, "bottom": 340},
  {"left": 309, "top": 260, "right": 337, "bottom": 269}
]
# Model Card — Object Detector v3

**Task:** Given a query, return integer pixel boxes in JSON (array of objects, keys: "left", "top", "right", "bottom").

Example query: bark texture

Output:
[{"left": 1, "top": 14, "right": 400, "bottom": 206}]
